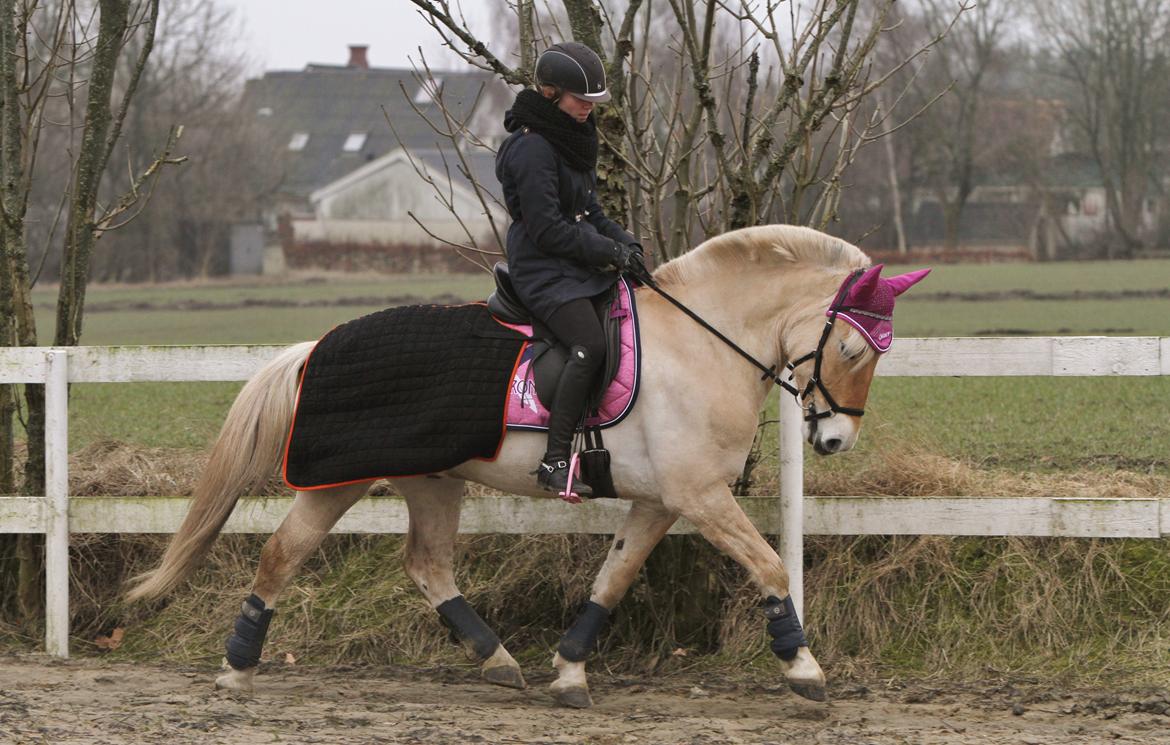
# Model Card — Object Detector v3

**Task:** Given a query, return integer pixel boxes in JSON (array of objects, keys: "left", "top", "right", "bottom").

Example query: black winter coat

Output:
[{"left": 495, "top": 116, "right": 634, "bottom": 322}]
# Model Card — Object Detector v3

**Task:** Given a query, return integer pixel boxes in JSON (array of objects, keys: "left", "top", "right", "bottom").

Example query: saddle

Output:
[
  {"left": 486, "top": 262, "right": 623, "bottom": 411},
  {"left": 488, "top": 262, "right": 640, "bottom": 499}
]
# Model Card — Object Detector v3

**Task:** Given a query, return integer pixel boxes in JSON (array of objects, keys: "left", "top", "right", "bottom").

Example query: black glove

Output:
[{"left": 614, "top": 241, "right": 653, "bottom": 284}]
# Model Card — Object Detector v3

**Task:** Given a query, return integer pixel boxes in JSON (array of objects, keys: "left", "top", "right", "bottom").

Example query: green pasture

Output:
[
  {"left": 30, "top": 273, "right": 497, "bottom": 346},
  {"left": 893, "top": 298, "right": 1168, "bottom": 336},
  {"left": 33, "top": 273, "right": 496, "bottom": 309},
  {"left": 884, "top": 257, "right": 1170, "bottom": 294},
  {"left": 18, "top": 259, "right": 1170, "bottom": 474}
]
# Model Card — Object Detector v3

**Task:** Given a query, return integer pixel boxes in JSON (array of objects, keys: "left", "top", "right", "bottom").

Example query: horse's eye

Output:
[{"left": 838, "top": 340, "right": 859, "bottom": 360}]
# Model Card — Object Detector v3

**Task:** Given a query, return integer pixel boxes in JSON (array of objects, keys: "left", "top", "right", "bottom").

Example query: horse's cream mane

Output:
[
  {"left": 654, "top": 225, "right": 877, "bottom": 368},
  {"left": 654, "top": 225, "right": 870, "bottom": 287}
]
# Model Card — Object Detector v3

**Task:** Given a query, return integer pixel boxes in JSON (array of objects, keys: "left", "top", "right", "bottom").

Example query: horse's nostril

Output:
[{"left": 823, "top": 437, "right": 842, "bottom": 452}]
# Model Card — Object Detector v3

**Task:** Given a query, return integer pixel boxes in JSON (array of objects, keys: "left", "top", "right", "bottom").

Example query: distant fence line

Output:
[{"left": 0, "top": 336, "right": 1168, "bottom": 658}]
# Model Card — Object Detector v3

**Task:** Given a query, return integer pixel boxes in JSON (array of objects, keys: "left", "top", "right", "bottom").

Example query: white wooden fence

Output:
[{"left": 1, "top": 337, "right": 1168, "bottom": 658}]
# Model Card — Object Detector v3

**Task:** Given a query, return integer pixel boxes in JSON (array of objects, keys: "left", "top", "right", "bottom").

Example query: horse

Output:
[{"left": 126, "top": 224, "right": 928, "bottom": 708}]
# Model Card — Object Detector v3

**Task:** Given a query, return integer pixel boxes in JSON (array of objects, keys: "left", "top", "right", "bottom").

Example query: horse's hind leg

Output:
[
  {"left": 396, "top": 476, "right": 526, "bottom": 690},
  {"left": 215, "top": 482, "right": 368, "bottom": 693},
  {"left": 551, "top": 500, "right": 678, "bottom": 708}
]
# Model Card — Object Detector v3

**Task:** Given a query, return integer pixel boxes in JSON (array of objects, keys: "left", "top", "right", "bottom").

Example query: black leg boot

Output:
[{"left": 537, "top": 345, "right": 598, "bottom": 498}]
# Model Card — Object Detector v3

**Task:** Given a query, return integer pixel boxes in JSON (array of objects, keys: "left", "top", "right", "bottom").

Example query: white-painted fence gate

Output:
[{"left": 1, "top": 337, "right": 1168, "bottom": 657}]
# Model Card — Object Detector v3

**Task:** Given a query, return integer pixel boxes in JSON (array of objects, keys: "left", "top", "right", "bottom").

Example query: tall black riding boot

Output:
[{"left": 537, "top": 344, "right": 598, "bottom": 497}]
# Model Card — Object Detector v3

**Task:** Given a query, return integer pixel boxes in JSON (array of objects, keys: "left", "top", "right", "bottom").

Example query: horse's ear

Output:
[
  {"left": 885, "top": 268, "right": 932, "bottom": 297},
  {"left": 843, "top": 264, "right": 884, "bottom": 305}
]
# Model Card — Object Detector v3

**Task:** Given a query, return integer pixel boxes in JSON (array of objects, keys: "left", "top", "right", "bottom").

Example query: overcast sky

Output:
[{"left": 215, "top": 0, "right": 495, "bottom": 74}]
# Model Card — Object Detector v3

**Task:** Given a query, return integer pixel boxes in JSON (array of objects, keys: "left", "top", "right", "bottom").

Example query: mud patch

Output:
[{"left": 1, "top": 655, "right": 1166, "bottom": 744}]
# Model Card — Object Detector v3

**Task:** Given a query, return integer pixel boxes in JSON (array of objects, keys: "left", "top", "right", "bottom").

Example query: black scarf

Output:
[{"left": 504, "top": 89, "right": 598, "bottom": 172}]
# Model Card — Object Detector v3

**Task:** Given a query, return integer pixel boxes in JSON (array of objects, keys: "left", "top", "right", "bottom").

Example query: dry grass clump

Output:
[
  {"left": 70, "top": 440, "right": 290, "bottom": 497},
  {"left": 71, "top": 529, "right": 1170, "bottom": 686},
  {"left": 807, "top": 443, "right": 1170, "bottom": 499},
  {"left": 42, "top": 441, "right": 1170, "bottom": 685},
  {"left": 715, "top": 534, "right": 1170, "bottom": 685},
  {"left": 72, "top": 532, "right": 617, "bottom": 668}
]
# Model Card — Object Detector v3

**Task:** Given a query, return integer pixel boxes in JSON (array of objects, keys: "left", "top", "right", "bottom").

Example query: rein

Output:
[{"left": 633, "top": 268, "right": 866, "bottom": 422}]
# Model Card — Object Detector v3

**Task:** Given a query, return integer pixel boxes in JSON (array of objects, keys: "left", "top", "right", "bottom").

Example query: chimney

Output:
[{"left": 347, "top": 45, "right": 369, "bottom": 70}]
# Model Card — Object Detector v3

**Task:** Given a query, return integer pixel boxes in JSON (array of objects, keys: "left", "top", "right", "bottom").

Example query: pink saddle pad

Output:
[{"left": 499, "top": 278, "right": 641, "bottom": 431}]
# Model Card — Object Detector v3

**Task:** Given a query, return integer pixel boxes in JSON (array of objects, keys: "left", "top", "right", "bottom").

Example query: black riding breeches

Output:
[
  {"left": 545, "top": 297, "right": 606, "bottom": 367},
  {"left": 541, "top": 297, "right": 606, "bottom": 460}
]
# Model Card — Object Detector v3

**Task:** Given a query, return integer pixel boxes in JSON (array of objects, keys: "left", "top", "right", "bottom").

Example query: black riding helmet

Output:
[{"left": 534, "top": 41, "right": 611, "bottom": 103}]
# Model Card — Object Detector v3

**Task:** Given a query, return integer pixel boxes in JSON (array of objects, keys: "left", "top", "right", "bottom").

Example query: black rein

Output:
[{"left": 632, "top": 268, "right": 867, "bottom": 422}]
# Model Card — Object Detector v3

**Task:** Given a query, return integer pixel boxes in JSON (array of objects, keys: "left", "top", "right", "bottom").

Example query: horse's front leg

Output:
[
  {"left": 396, "top": 476, "right": 526, "bottom": 690},
  {"left": 216, "top": 482, "right": 368, "bottom": 693},
  {"left": 671, "top": 485, "right": 826, "bottom": 702},
  {"left": 551, "top": 500, "right": 678, "bottom": 708}
]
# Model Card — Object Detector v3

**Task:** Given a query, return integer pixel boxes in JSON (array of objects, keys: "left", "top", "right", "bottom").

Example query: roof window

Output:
[
  {"left": 343, "top": 132, "right": 367, "bottom": 152},
  {"left": 288, "top": 132, "right": 310, "bottom": 151}
]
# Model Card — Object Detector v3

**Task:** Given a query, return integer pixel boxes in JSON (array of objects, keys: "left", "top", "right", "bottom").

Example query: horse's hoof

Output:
[
  {"left": 788, "top": 681, "right": 827, "bottom": 702},
  {"left": 483, "top": 664, "right": 527, "bottom": 689},
  {"left": 214, "top": 668, "right": 255, "bottom": 694},
  {"left": 554, "top": 686, "right": 593, "bottom": 709}
]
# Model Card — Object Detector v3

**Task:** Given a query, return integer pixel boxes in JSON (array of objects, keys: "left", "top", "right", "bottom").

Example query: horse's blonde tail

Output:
[{"left": 124, "top": 341, "right": 314, "bottom": 602}]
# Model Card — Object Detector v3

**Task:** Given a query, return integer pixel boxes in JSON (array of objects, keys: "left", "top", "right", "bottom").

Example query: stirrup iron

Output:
[{"left": 536, "top": 455, "right": 590, "bottom": 502}]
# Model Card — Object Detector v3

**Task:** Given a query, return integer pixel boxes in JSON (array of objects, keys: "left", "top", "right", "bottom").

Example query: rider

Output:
[{"left": 495, "top": 41, "right": 646, "bottom": 497}]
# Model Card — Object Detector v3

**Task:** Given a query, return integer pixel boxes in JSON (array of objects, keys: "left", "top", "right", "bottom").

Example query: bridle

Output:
[
  {"left": 634, "top": 267, "right": 869, "bottom": 423},
  {"left": 778, "top": 268, "right": 867, "bottom": 421}
]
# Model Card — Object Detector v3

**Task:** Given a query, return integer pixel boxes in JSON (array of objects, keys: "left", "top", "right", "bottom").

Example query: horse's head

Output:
[{"left": 781, "top": 264, "right": 930, "bottom": 454}]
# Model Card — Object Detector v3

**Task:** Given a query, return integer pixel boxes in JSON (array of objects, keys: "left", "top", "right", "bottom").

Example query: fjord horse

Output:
[{"left": 127, "top": 225, "right": 926, "bottom": 707}]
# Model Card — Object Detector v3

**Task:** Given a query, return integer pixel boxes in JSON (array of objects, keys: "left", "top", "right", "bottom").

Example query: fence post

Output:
[
  {"left": 778, "top": 393, "right": 804, "bottom": 619},
  {"left": 44, "top": 350, "right": 69, "bottom": 658}
]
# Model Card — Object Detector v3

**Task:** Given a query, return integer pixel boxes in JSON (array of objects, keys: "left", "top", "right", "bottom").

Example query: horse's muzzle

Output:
[{"left": 812, "top": 435, "right": 845, "bottom": 455}]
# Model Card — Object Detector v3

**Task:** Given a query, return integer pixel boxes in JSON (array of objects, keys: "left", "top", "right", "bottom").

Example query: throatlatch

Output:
[
  {"left": 558, "top": 600, "right": 610, "bottom": 662},
  {"left": 437, "top": 595, "right": 501, "bottom": 660},
  {"left": 762, "top": 595, "right": 807, "bottom": 661},
  {"left": 225, "top": 593, "right": 274, "bottom": 670}
]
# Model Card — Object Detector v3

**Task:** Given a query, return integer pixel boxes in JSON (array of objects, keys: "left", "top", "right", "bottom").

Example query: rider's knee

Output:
[{"left": 569, "top": 342, "right": 604, "bottom": 370}]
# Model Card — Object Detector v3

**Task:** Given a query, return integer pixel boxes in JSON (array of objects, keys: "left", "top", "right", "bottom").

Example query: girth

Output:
[{"left": 487, "top": 262, "right": 622, "bottom": 410}]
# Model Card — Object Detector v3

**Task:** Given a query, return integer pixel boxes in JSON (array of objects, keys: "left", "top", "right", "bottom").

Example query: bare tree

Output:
[
  {"left": 385, "top": 58, "right": 510, "bottom": 271},
  {"left": 885, "top": 0, "right": 1009, "bottom": 252},
  {"left": 95, "top": 0, "right": 275, "bottom": 282},
  {"left": 0, "top": 0, "right": 178, "bottom": 628},
  {"left": 1034, "top": 0, "right": 1170, "bottom": 258},
  {"left": 411, "top": 0, "right": 955, "bottom": 265}
]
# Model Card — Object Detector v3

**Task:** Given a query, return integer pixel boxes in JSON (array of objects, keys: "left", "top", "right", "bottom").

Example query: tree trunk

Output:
[
  {"left": 878, "top": 92, "right": 907, "bottom": 255},
  {"left": 0, "top": 0, "right": 19, "bottom": 495},
  {"left": 562, "top": 0, "right": 630, "bottom": 221},
  {"left": 1, "top": 0, "right": 44, "bottom": 631},
  {"left": 54, "top": 0, "right": 131, "bottom": 348}
]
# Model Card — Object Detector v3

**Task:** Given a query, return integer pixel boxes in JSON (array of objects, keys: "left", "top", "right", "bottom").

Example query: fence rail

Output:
[{"left": 1, "top": 337, "right": 1168, "bottom": 658}]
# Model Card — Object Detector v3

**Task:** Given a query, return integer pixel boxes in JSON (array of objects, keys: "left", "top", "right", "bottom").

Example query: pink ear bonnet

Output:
[{"left": 828, "top": 265, "right": 931, "bottom": 352}]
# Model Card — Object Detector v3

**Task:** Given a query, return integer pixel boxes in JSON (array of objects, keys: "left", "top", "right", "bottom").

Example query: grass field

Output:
[{"left": 17, "top": 259, "right": 1170, "bottom": 474}]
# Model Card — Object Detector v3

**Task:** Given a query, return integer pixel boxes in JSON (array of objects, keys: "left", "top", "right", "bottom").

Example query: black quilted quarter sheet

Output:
[{"left": 283, "top": 303, "right": 527, "bottom": 489}]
